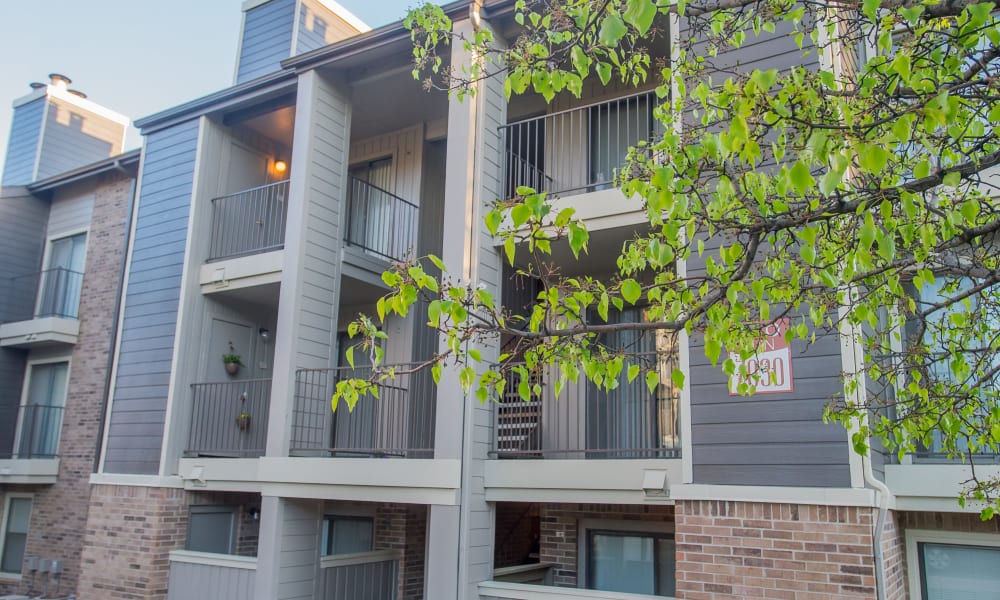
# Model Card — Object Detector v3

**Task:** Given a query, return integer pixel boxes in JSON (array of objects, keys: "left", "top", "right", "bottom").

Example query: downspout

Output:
[
  {"left": 844, "top": 297, "right": 891, "bottom": 600},
  {"left": 92, "top": 160, "right": 136, "bottom": 472}
]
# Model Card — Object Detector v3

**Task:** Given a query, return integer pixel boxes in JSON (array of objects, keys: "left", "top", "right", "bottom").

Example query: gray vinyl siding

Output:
[
  {"left": 35, "top": 96, "right": 124, "bottom": 181},
  {"left": 236, "top": 0, "right": 296, "bottom": 84},
  {"left": 295, "top": 0, "right": 358, "bottom": 55},
  {"left": 278, "top": 499, "right": 322, "bottom": 600},
  {"left": 166, "top": 561, "right": 255, "bottom": 600},
  {"left": 0, "top": 189, "right": 49, "bottom": 455},
  {"left": 104, "top": 119, "right": 199, "bottom": 475},
  {"left": 1, "top": 98, "right": 46, "bottom": 186},
  {"left": 47, "top": 182, "right": 95, "bottom": 237}
]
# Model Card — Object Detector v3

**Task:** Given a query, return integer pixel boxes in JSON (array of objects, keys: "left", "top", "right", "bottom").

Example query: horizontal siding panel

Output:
[
  {"left": 1, "top": 98, "right": 46, "bottom": 185},
  {"left": 236, "top": 0, "right": 295, "bottom": 84},
  {"left": 104, "top": 119, "right": 199, "bottom": 475},
  {"left": 36, "top": 97, "right": 123, "bottom": 180}
]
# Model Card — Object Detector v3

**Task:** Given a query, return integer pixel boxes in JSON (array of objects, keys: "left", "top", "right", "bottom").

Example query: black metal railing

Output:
[
  {"left": 499, "top": 89, "right": 662, "bottom": 199},
  {"left": 0, "top": 404, "right": 65, "bottom": 459},
  {"left": 493, "top": 353, "right": 681, "bottom": 459},
  {"left": 208, "top": 180, "right": 289, "bottom": 261},
  {"left": 345, "top": 177, "right": 418, "bottom": 263},
  {"left": 1, "top": 268, "right": 84, "bottom": 323},
  {"left": 291, "top": 365, "right": 435, "bottom": 458},
  {"left": 185, "top": 379, "right": 271, "bottom": 458}
]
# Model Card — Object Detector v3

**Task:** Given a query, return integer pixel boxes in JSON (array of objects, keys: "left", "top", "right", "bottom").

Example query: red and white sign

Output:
[{"left": 728, "top": 317, "right": 795, "bottom": 395}]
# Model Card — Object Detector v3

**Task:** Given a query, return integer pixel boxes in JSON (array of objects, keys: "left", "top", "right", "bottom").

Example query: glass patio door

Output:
[
  {"left": 18, "top": 362, "right": 68, "bottom": 458},
  {"left": 39, "top": 233, "right": 86, "bottom": 318}
]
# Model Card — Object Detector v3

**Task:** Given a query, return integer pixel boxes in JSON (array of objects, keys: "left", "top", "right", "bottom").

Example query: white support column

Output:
[
  {"left": 267, "top": 69, "right": 353, "bottom": 457},
  {"left": 425, "top": 13, "right": 507, "bottom": 600}
]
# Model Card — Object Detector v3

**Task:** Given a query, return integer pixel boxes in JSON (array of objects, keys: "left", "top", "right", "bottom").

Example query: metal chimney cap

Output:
[
  {"left": 48, "top": 73, "right": 72, "bottom": 88},
  {"left": 29, "top": 82, "right": 46, "bottom": 90},
  {"left": 67, "top": 89, "right": 88, "bottom": 99}
]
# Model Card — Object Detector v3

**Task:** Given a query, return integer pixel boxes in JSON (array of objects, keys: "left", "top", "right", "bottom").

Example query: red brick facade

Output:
[
  {"left": 375, "top": 503, "right": 427, "bottom": 600},
  {"left": 0, "top": 172, "right": 132, "bottom": 597},
  {"left": 77, "top": 485, "right": 188, "bottom": 600},
  {"left": 675, "top": 500, "right": 878, "bottom": 599}
]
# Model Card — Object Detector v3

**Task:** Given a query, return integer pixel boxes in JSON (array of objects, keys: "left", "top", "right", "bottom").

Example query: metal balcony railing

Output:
[
  {"left": 321, "top": 550, "right": 401, "bottom": 600},
  {"left": 185, "top": 379, "right": 271, "bottom": 458},
  {"left": 492, "top": 353, "right": 681, "bottom": 459},
  {"left": 499, "top": 89, "right": 662, "bottom": 199},
  {"left": 344, "top": 177, "right": 418, "bottom": 263},
  {"left": 291, "top": 365, "right": 435, "bottom": 458},
  {"left": 1, "top": 268, "right": 84, "bottom": 323},
  {"left": 208, "top": 180, "right": 289, "bottom": 261},
  {"left": 0, "top": 404, "right": 65, "bottom": 459}
]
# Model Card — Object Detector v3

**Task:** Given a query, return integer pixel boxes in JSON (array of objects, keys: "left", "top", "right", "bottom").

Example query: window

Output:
[
  {"left": 919, "top": 542, "right": 1000, "bottom": 599},
  {"left": 39, "top": 233, "right": 86, "bottom": 319},
  {"left": 17, "top": 361, "right": 68, "bottom": 458},
  {"left": 1, "top": 496, "right": 32, "bottom": 576},
  {"left": 186, "top": 506, "right": 236, "bottom": 555},
  {"left": 321, "top": 515, "right": 374, "bottom": 556},
  {"left": 586, "top": 530, "right": 675, "bottom": 596}
]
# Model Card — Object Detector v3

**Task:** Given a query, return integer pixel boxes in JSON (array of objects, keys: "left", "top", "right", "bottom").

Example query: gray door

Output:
[
  {"left": 333, "top": 332, "right": 375, "bottom": 454},
  {"left": 226, "top": 143, "right": 269, "bottom": 194},
  {"left": 348, "top": 157, "right": 395, "bottom": 259},
  {"left": 208, "top": 319, "right": 254, "bottom": 381}
]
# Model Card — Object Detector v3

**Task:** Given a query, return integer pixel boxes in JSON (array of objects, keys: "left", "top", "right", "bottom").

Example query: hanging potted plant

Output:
[
  {"left": 223, "top": 341, "right": 243, "bottom": 376},
  {"left": 235, "top": 392, "right": 251, "bottom": 431}
]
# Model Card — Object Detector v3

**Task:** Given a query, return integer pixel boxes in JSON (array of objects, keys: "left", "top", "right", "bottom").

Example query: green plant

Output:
[{"left": 222, "top": 353, "right": 242, "bottom": 365}]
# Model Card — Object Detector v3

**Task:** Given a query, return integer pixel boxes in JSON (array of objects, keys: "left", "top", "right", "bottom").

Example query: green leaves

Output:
[
  {"left": 599, "top": 14, "right": 628, "bottom": 47},
  {"left": 623, "top": 0, "right": 657, "bottom": 36}
]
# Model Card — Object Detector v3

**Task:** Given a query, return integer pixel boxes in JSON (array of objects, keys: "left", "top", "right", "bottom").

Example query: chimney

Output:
[{"left": 1, "top": 74, "right": 129, "bottom": 186}]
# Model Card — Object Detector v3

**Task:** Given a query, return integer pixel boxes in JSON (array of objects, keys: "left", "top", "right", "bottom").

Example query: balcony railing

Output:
[
  {"left": 185, "top": 379, "right": 271, "bottom": 458},
  {"left": 344, "top": 177, "right": 418, "bottom": 263},
  {"left": 492, "top": 354, "right": 681, "bottom": 459},
  {"left": 291, "top": 365, "right": 435, "bottom": 458},
  {"left": 499, "top": 89, "right": 662, "bottom": 199},
  {"left": 1, "top": 268, "right": 84, "bottom": 322},
  {"left": 321, "top": 550, "right": 401, "bottom": 600},
  {"left": 208, "top": 180, "right": 289, "bottom": 261},
  {"left": 0, "top": 404, "right": 65, "bottom": 459},
  {"left": 167, "top": 551, "right": 256, "bottom": 600}
]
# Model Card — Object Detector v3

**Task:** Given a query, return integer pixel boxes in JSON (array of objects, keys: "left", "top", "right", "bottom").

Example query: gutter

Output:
[
  {"left": 92, "top": 166, "right": 138, "bottom": 473},
  {"left": 27, "top": 149, "right": 140, "bottom": 193}
]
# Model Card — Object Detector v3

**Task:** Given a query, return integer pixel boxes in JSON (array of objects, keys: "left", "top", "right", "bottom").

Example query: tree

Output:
[{"left": 338, "top": 0, "right": 1000, "bottom": 517}]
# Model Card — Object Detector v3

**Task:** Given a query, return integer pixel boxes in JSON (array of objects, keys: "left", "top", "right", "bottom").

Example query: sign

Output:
[{"left": 728, "top": 317, "right": 794, "bottom": 395}]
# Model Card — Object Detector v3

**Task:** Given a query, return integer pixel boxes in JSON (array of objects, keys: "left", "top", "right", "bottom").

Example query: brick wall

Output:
[
  {"left": 675, "top": 500, "right": 878, "bottom": 599},
  {"left": 538, "top": 503, "right": 676, "bottom": 587},
  {"left": 374, "top": 503, "right": 427, "bottom": 600},
  {"left": 0, "top": 173, "right": 131, "bottom": 597},
  {"left": 494, "top": 502, "right": 539, "bottom": 568},
  {"left": 882, "top": 511, "right": 907, "bottom": 600},
  {"left": 77, "top": 484, "right": 189, "bottom": 600}
]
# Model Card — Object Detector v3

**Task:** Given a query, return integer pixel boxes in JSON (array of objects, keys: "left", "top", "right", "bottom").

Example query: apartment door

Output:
[
  {"left": 332, "top": 332, "right": 375, "bottom": 454},
  {"left": 207, "top": 318, "right": 254, "bottom": 381},
  {"left": 17, "top": 362, "right": 68, "bottom": 458},
  {"left": 348, "top": 157, "right": 394, "bottom": 259},
  {"left": 40, "top": 233, "right": 86, "bottom": 318},
  {"left": 226, "top": 143, "right": 269, "bottom": 194}
]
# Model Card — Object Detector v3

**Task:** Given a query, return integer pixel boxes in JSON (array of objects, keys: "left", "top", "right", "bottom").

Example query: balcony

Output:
[
  {"left": 343, "top": 177, "right": 418, "bottom": 265},
  {"left": 0, "top": 267, "right": 84, "bottom": 347},
  {"left": 0, "top": 404, "right": 64, "bottom": 484},
  {"left": 291, "top": 365, "right": 435, "bottom": 458},
  {"left": 185, "top": 379, "right": 271, "bottom": 458},
  {"left": 486, "top": 353, "right": 682, "bottom": 502}
]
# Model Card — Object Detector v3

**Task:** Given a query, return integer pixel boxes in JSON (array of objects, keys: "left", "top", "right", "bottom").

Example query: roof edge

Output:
[{"left": 27, "top": 148, "right": 141, "bottom": 193}]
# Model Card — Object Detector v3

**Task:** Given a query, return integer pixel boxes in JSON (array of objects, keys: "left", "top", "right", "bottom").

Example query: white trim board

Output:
[{"left": 169, "top": 550, "right": 257, "bottom": 570}]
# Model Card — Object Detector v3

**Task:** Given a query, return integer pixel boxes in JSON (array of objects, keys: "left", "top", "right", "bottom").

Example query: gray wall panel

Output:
[
  {"left": 1, "top": 98, "right": 45, "bottom": 185},
  {"left": 295, "top": 0, "right": 358, "bottom": 54},
  {"left": 35, "top": 96, "right": 123, "bottom": 180},
  {"left": 236, "top": 0, "right": 296, "bottom": 84},
  {"left": 104, "top": 119, "right": 199, "bottom": 474}
]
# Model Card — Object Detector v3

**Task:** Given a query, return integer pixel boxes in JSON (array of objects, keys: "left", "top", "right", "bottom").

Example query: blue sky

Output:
[{"left": 0, "top": 1, "right": 441, "bottom": 166}]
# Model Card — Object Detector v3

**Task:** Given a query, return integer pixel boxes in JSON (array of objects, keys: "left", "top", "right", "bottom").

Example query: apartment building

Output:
[
  {"left": 0, "top": 75, "right": 138, "bottom": 596},
  {"left": 0, "top": 1, "right": 985, "bottom": 600}
]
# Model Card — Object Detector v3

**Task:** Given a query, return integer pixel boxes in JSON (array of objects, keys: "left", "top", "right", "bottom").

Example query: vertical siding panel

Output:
[
  {"left": 166, "top": 561, "right": 256, "bottom": 600},
  {"left": 104, "top": 119, "right": 199, "bottom": 474}
]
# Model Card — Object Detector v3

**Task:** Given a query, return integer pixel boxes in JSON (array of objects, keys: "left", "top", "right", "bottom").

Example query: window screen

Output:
[
  {"left": 186, "top": 506, "right": 236, "bottom": 554},
  {"left": 1, "top": 497, "right": 32, "bottom": 574},
  {"left": 919, "top": 542, "right": 1000, "bottom": 600},
  {"left": 321, "top": 516, "right": 374, "bottom": 556},
  {"left": 587, "top": 530, "right": 675, "bottom": 596}
]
